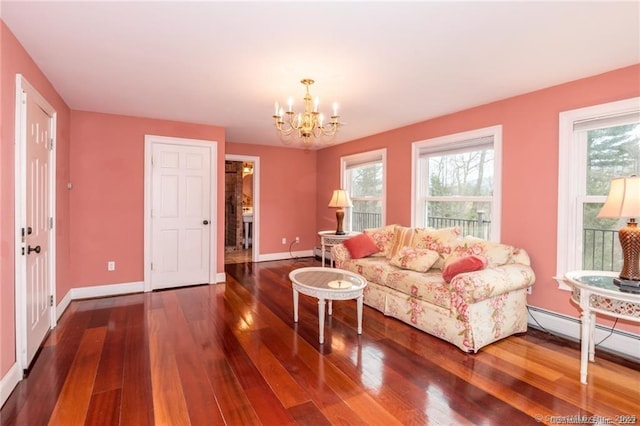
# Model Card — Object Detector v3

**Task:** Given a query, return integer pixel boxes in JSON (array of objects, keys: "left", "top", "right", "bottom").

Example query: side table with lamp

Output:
[
  {"left": 319, "top": 189, "right": 360, "bottom": 267},
  {"left": 564, "top": 176, "right": 640, "bottom": 384}
]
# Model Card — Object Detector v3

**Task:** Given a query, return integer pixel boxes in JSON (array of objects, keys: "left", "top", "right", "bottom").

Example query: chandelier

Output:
[{"left": 272, "top": 78, "right": 342, "bottom": 146}]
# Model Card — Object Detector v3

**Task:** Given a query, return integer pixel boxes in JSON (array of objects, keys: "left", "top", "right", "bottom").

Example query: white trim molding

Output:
[
  {"left": 411, "top": 125, "right": 502, "bottom": 241},
  {"left": 556, "top": 97, "right": 640, "bottom": 290},
  {"left": 258, "top": 250, "right": 315, "bottom": 262},
  {"left": 14, "top": 74, "right": 58, "bottom": 373},
  {"left": 0, "top": 363, "right": 22, "bottom": 408},
  {"left": 527, "top": 305, "right": 639, "bottom": 361},
  {"left": 225, "top": 154, "right": 261, "bottom": 263}
]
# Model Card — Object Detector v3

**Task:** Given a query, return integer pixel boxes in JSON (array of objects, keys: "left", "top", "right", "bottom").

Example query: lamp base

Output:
[
  {"left": 335, "top": 208, "right": 345, "bottom": 235},
  {"left": 613, "top": 277, "right": 640, "bottom": 294},
  {"left": 617, "top": 220, "right": 640, "bottom": 281}
]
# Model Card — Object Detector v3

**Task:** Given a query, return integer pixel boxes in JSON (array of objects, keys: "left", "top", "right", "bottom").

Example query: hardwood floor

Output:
[
  {"left": 225, "top": 247, "right": 252, "bottom": 264},
  {"left": 2, "top": 258, "right": 639, "bottom": 425}
]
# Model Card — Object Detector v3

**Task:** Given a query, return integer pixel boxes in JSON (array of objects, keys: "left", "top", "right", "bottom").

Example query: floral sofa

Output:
[{"left": 331, "top": 225, "right": 536, "bottom": 352}]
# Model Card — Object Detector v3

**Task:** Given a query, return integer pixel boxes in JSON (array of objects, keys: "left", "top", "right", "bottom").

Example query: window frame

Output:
[
  {"left": 411, "top": 125, "right": 502, "bottom": 241},
  {"left": 556, "top": 97, "right": 640, "bottom": 290},
  {"left": 340, "top": 148, "right": 387, "bottom": 232}
]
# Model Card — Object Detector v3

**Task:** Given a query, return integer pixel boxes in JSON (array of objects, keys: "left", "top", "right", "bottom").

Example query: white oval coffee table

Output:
[{"left": 289, "top": 267, "right": 367, "bottom": 344}]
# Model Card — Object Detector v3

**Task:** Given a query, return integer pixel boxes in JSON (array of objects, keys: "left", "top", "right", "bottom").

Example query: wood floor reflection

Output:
[{"left": 2, "top": 258, "right": 638, "bottom": 425}]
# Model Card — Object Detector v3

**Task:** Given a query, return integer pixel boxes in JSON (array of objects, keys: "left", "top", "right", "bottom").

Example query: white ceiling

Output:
[{"left": 1, "top": 1, "right": 639, "bottom": 148}]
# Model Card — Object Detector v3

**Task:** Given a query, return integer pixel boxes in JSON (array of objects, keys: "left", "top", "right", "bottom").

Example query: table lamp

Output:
[
  {"left": 597, "top": 176, "right": 640, "bottom": 290},
  {"left": 328, "top": 189, "right": 352, "bottom": 235}
]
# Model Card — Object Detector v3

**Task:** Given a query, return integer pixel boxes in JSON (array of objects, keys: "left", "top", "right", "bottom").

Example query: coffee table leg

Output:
[
  {"left": 318, "top": 298, "right": 326, "bottom": 344},
  {"left": 357, "top": 294, "right": 363, "bottom": 335},
  {"left": 293, "top": 289, "right": 299, "bottom": 323}
]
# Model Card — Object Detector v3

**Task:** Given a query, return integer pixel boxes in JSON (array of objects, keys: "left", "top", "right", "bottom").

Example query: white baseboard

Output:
[
  {"left": 527, "top": 305, "right": 640, "bottom": 361},
  {"left": 4, "top": 275, "right": 228, "bottom": 408},
  {"left": 0, "top": 362, "right": 22, "bottom": 408},
  {"left": 258, "top": 250, "right": 314, "bottom": 262},
  {"left": 56, "top": 281, "right": 144, "bottom": 320}
]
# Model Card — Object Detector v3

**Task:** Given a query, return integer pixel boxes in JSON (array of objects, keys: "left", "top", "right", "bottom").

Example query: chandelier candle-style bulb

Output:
[{"left": 272, "top": 78, "right": 343, "bottom": 147}]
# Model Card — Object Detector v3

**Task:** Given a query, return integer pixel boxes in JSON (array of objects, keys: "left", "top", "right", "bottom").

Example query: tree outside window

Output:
[
  {"left": 413, "top": 126, "right": 502, "bottom": 241},
  {"left": 582, "top": 123, "right": 640, "bottom": 271},
  {"left": 341, "top": 149, "right": 386, "bottom": 232}
]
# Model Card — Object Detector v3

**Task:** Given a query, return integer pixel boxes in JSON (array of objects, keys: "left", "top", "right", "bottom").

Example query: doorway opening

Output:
[{"left": 225, "top": 155, "right": 259, "bottom": 264}]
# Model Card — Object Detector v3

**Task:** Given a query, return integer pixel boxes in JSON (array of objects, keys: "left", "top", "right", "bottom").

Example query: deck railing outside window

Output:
[
  {"left": 351, "top": 212, "right": 383, "bottom": 231},
  {"left": 582, "top": 228, "right": 620, "bottom": 272},
  {"left": 353, "top": 212, "right": 618, "bottom": 272},
  {"left": 426, "top": 216, "right": 491, "bottom": 240}
]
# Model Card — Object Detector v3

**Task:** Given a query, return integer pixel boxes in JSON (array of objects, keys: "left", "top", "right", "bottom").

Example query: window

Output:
[
  {"left": 341, "top": 149, "right": 386, "bottom": 232},
  {"left": 412, "top": 126, "right": 502, "bottom": 241},
  {"left": 557, "top": 98, "right": 640, "bottom": 289}
]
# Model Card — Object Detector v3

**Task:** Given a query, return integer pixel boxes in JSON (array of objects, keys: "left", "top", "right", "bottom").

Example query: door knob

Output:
[
  {"left": 203, "top": 220, "right": 209, "bottom": 225},
  {"left": 27, "top": 245, "right": 41, "bottom": 254}
]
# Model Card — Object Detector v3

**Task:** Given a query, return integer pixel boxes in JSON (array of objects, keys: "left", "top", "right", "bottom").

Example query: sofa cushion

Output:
[
  {"left": 363, "top": 224, "right": 397, "bottom": 257},
  {"left": 385, "top": 269, "right": 451, "bottom": 310},
  {"left": 337, "top": 257, "right": 395, "bottom": 286},
  {"left": 442, "top": 254, "right": 488, "bottom": 283},
  {"left": 389, "top": 246, "right": 439, "bottom": 272},
  {"left": 412, "top": 226, "right": 462, "bottom": 268},
  {"left": 343, "top": 233, "right": 381, "bottom": 259},
  {"left": 446, "top": 236, "right": 514, "bottom": 268},
  {"left": 386, "top": 226, "right": 419, "bottom": 259}
]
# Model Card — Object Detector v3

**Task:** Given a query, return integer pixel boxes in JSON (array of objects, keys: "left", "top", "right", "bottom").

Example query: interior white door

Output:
[
  {"left": 151, "top": 143, "right": 211, "bottom": 289},
  {"left": 24, "top": 91, "right": 53, "bottom": 365}
]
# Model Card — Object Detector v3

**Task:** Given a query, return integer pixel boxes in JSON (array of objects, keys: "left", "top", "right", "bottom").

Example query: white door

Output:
[
  {"left": 23, "top": 85, "right": 53, "bottom": 366},
  {"left": 151, "top": 143, "right": 211, "bottom": 289}
]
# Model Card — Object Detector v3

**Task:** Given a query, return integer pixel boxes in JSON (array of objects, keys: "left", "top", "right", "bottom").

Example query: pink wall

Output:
[
  {"left": 317, "top": 64, "right": 640, "bottom": 331},
  {"left": 69, "top": 111, "right": 225, "bottom": 288},
  {"left": 225, "top": 143, "right": 317, "bottom": 253},
  {"left": 1, "top": 21, "right": 71, "bottom": 377}
]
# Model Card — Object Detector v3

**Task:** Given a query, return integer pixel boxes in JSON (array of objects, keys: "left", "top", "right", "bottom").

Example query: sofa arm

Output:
[
  {"left": 330, "top": 244, "right": 352, "bottom": 267},
  {"left": 449, "top": 263, "right": 535, "bottom": 304}
]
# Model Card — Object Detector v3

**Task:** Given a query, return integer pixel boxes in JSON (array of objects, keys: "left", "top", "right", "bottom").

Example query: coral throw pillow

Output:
[
  {"left": 343, "top": 233, "right": 381, "bottom": 259},
  {"left": 389, "top": 246, "right": 439, "bottom": 272},
  {"left": 442, "top": 255, "right": 488, "bottom": 283}
]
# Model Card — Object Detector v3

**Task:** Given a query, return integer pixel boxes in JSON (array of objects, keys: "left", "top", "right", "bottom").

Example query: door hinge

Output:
[
  {"left": 150, "top": 262, "right": 154, "bottom": 271},
  {"left": 50, "top": 295, "right": 54, "bottom": 307},
  {"left": 50, "top": 138, "right": 54, "bottom": 151},
  {"left": 49, "top": 217, "right": 54, "bottom": 230}
]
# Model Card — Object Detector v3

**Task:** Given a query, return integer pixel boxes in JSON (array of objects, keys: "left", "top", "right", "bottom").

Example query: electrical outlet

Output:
[
  {"left": 282, "top": 237, "right": 287, "bottom": 245},
  {"left": 295, "top": 236, "right": 300, "bottom": 243},
  {"left": 107, "top": 261, "right": 115, "bottom": 271}
]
